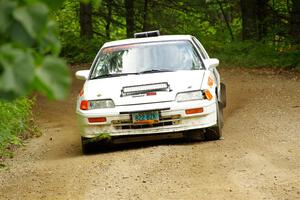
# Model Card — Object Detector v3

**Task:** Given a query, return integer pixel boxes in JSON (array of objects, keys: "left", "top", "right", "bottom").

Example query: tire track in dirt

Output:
[{"left": 0, "top": 67, "right": 300, "bottom": 200}]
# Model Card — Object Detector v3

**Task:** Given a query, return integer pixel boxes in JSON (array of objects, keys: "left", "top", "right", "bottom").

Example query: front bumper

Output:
[{"left": 77, "top": 100, "right": 217, "bottom": 138}]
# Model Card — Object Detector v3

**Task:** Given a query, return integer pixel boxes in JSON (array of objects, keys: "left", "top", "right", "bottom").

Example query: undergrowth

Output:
[
  {"left": 60, "top": 37, "right": 104, "bottom": 64},
  {"left": 0, "top": 98, "right": 39, "bottom": 163},
  {"left": 204, "top": 40, "right": 300, "bottom": 70}
]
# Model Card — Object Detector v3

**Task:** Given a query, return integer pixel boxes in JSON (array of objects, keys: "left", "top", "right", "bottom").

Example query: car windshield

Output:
[{"left": 90, "top": 40, "right": 204, "bottom": 79}]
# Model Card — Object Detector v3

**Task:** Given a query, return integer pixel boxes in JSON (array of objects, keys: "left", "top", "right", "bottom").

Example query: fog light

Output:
[
  {"left": 88, "top": 117, "right": 107, "bottom": 123},
  {"left": 185, "top": 108, "right": 204, "bottom": 115}
]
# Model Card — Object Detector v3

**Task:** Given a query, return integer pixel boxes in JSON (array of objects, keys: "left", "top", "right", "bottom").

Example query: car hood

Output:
[{"left": 83, "top": 70, "right": 206, "bottom": 106}]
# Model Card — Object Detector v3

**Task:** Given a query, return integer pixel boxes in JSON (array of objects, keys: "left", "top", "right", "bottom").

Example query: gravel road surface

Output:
[{"left": 0, "top": 67, "right": 300, "bottom": 200}]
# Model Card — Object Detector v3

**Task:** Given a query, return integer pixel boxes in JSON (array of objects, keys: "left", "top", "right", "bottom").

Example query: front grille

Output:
[{"left": 112, "top": 114, "right": 181, "bottom": 130}]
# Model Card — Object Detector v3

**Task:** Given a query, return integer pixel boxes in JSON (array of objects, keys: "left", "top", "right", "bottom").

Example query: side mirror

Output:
[
  {"left": 204, "top": 58, "right": 219, "bottom": 69},
  {"left": 75, "top": 70, "right": 90, "bottom": 80}
]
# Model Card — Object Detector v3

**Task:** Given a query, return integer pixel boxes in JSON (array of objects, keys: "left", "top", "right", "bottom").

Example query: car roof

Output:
[{"left": 102, "top": 35, "right": 194, "bottom": 48}]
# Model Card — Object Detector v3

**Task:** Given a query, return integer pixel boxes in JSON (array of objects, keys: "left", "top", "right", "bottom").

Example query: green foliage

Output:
[
  {"left": 0, "top": 44, "right": 35, "bottom": 100},
  {"left": 35, "top": 56, "right": 70, "bottom": 99},
  {"left": 60, "top": 38, "right": 104, "bottom": 64},
  {"left": 0, "top": 98, "right": 34, "bottom": 159},
  {"left": 54, "top": 0, "right": 300, "bottom": 69},
  {"left": 206, "top": 40, "right": 300, "bottom": 69},
  {"left": 0, "top": 0, "right": 73, "bottom": 162},
  {"left": 0, "top": 0, "right": 71, "bottom": 100},
  {"left": 85, "top": 133, "right": 111, "bottom": 143},
  {"left": 54, "top": 1, "right": 104, "bottom": 63}
]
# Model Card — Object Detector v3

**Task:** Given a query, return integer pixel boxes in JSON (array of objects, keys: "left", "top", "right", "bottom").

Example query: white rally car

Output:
[{"left": 76, "top": 31, "right": 226, "bottom": 153}]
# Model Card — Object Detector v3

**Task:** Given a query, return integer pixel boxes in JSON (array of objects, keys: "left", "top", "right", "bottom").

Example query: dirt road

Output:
[{"left": 0, "top": 67, "right": 300, "bottom": 200}]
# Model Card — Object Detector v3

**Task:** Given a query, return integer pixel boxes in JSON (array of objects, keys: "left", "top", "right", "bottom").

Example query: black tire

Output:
[
  {"left": 205, "top": 102, "right": 223, "bottom": 141},
  {"left": 81, "top": 137, "right": 94, "bottom": 154},
  {"left": 184, "top": 129, "right": 205, "bottom": 141},
  {"left": 220, "top": 83, "right": 226, "bottom": 108}
]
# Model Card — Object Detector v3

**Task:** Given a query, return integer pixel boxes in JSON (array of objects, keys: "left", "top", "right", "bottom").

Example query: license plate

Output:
[{"left": 132, "top": 111, "right": 159, "bottom": 124}]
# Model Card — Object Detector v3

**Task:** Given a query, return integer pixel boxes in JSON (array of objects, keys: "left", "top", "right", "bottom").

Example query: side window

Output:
[{"left": 192, "top": 37, "right": 209, "bottom": 59}]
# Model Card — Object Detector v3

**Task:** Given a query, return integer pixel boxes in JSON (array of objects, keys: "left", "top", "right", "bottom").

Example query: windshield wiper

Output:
[
  {"left": 90, "top": 72, "right": 139, "bottom": 80},
  {"left": 139, "top": 69, "right": 173, "bottom": 74},
  {"left": 91, "top": 70, "right": 173, "bottom": 79}
]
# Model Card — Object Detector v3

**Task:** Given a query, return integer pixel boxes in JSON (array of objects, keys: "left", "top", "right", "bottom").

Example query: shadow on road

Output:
[{"left": 83, "top": 137, "right": 208, "bottom": 155}]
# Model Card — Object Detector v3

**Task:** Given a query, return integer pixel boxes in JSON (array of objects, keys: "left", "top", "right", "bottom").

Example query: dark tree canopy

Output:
[
  {"left": 291, "top": 0, "right": 300, "bottom": 43},
  {"left": 54, "top": 0, "right": 300, "bottom": 68}
]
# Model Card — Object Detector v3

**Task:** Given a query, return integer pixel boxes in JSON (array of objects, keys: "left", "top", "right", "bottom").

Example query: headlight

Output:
[
  {"left": 176, "top": 90, "right": 205, "bottom": 102},
  {"left": 89, "top": 99, "right": 115, "bottom": 109}
]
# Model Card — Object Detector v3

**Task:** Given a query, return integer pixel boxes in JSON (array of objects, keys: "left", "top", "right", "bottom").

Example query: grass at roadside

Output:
[{"left": 0, "top": 98, "right": 39, "bottom": 164}]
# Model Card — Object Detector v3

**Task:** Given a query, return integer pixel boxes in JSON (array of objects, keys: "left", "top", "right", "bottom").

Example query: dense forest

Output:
[{"left": 57, "top": 0, "right": 300, "bottom": 68}]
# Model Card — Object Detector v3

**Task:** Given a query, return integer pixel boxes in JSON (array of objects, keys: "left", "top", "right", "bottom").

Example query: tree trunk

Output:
[
  {"left": 217, "top": 0, "right": 234, "bottom": 41},
  {"left": 240, "top": 0, "right": 257, "bottom": 40},
  {"left": 142, "top": 0, "right": 149, "bottom": 31},
  {"left": 290, "top": 0, "right": 300, "bottom": 43},
  {"left": 105, "top": 0, "right": 113, "bottom": 39},
  {"left": 125, "top": 0, "right": 134, "bottom": 38},
  {"left": 256, "top": 0, "right": 268, "bottom": 40},
  {"left": 240, "top": 0, "right": 268, "bottom": 40},
  {"left": 79, "top": 2, "right": 93, "bottom": 39}
]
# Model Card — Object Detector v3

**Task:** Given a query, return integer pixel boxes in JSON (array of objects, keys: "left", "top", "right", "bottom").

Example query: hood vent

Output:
[{"left": 121, "top": 82, "right": 170, "bottom": 97}]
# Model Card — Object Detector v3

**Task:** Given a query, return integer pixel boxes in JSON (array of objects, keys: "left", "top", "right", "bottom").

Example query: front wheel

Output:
[
  {"left": 81, "top": 137, "right": 94, "bottom": 154},
  {"left": 204, "top": 102, "right": 223, "bottom": 141},
  {"left": 220, "top": 83, "right": 226, "bottom": 108}
]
